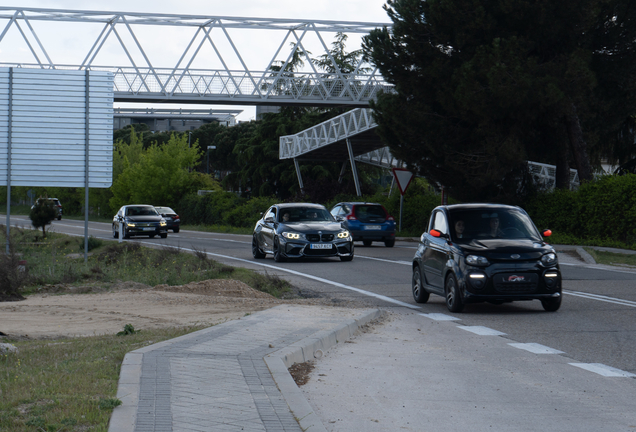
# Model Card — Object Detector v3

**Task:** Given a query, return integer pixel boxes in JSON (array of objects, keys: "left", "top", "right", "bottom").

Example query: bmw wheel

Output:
[
  {"left": 273, "top": 237, "right": 287, "bottom": 262},
  {"left": 445, "top": 274, "right": 464, "bottom": 313},
  {"left": 412, "top": 265, "right": 430, "bottom": 303},
  {"left": 252, "top": 235, "right": 266, "bottom": 259}
]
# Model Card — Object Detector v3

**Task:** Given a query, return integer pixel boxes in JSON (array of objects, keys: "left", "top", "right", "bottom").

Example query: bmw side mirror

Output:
[{"left": 542, "top": 229, "right": 552, "bottom": 237}]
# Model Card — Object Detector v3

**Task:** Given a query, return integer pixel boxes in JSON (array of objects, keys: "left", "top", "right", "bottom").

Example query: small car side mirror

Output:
[
  {"left": 542, "top": 229, "right": 552, "bottom": 237},
  {"left": 264, "top": 216, "right": 274, "bottom": 223},
  {"left": 430, "top": 229, "right": 444, "bottom": 238},
  {"left": 335, "top": 215, "right": 344, "bottom": 222}
]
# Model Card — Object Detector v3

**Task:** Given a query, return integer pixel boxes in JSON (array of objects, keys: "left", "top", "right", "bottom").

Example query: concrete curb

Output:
[
  {"left": 109, "top": 308, "right": 384, "bottom": 432},
  {"left": 264, "top": 308, "right": 384, "bottom": 432}
]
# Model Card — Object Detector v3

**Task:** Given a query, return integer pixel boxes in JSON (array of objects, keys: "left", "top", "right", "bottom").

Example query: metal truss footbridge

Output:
[{"left": 0, "top": 7, "right": 391, "bottom": 106}]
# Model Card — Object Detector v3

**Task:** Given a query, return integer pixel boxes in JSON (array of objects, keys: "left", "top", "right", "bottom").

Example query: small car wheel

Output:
[
  {"left": 160, "top": 233, "right": 168, "bottom": 239},
  {"left": 173, "top": 227, "right": 180, "bottom": 233},
  {"left": 149, "top": 234, "right": 156, "bottom": 238},
  {"left": 363, "top": 240, "right": 372, "bottom": 247},
  {"left": 412, "top": 265, "right": 430, "bottom": 303},
  {"left": 57, "top": 215, "right": 62, "bottom": 221},
  {"left": 123, "top": 228, "right": 130, "bottom": 239},
  {"left": 273, "top": 238, "right": 287, "bottom": 262},
  {"left": 384, "top": 239, "right": 395, "bottom": 247},
  {"left": 112, "top": 225, "right": 119, "bottom": 239},
  {"left": 252, "top": 235, "right": 266, "bottom": 259},
  {"left": 445, "top": 274, "right": 464, "bottom": 313},
  {"left": 541, "top": 296, "right": 561, "bottom": 312}
]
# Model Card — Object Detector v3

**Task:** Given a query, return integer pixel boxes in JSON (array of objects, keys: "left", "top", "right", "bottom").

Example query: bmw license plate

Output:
[
  {"left": 310, "top": 243, "right": 332, "bottom": 249},
  {"left": 364, "top": 225, "right": 381, "bottom": 230},
  {"left": 143, "top": 227, "right": 155, "bottom": 231}
]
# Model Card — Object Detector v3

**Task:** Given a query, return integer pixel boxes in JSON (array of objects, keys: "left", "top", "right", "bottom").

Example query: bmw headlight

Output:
[
  {"left": 282, "top": 231, "right": 302, "bottom": 240},
  {"left": 466, "top": 255, "right": 490, "bottom": 266},
  {"left": 337, "top": 230, "right": 351, "bottom": 239},
  {"left": 541, "top": 252, "right": 557, "bottom": 266}
]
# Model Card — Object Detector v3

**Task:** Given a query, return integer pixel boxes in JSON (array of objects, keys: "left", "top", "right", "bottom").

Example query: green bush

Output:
[
  {"left": 526, "top": 174, "right": 636, "bottom": 249},
  {"left": 222, "top": 196, "right": 279, "bottom": 228}
]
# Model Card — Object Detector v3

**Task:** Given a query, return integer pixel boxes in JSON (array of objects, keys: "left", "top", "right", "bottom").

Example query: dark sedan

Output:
[
  {"left": 412, "top": 204, "right": 561, "bottom": 312},
  {"left": 252, "top": 203, "right": 354, "bottom": 262},
  {"left": 112, "top": 205, "right": 168, "bottom": 239},
  {"left": 154, "top": 206, "right": 180, "bottom": 233}
]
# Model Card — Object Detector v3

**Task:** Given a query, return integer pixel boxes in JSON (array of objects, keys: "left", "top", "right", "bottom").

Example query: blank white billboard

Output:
[{"left": 0, "top": 68, "right": 113, "bottom": 188}]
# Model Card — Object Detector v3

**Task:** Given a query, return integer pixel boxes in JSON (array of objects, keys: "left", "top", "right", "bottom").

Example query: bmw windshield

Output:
[
  {"left": 448, "top": 208, "right": 542, "bottom": 242},
  {"left": 278, "top": 207, "right": 334, "bottom": 223}
]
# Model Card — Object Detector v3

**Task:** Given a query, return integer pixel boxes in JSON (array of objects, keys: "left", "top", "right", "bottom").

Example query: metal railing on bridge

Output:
[{"left": 0, "top": 7, "right": 392, "bottom": 106}]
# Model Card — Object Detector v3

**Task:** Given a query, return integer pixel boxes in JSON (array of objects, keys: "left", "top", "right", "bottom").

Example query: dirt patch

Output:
[
  {"left": 289, "top": 361, "right": 315, "bottom": 386},
  {"left": 0, "top": 279, "right": 357, "bottom": 340}
]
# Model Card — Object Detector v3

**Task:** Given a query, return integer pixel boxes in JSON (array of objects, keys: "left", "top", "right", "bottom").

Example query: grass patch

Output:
[
  {"left": 584, "top": 248, "right": 636, "bottom": 267},
  {"left": 1, "top": 227, "right": 291, "bottom": 298},
  {"left": 0, "top": 325, "right": 207, "bottom": 432}
]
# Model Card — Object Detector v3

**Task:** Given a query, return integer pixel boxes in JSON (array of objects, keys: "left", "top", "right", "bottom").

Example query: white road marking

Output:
[
  {"left": 509, "top": 343, "right": 564, "bottom": 354},
  {"left": 144, "top": 244, "right": 423, "bottom": 310},
  {"left": 419, "top": 313, "right": 461, "bottom": 321},
  {"left": 356, "top": 255, "right": 411, "bottom": 265},
  {"left": 564, "top": 290, "right": 636, "bottom": 308},
  {"left": 457, "top": 326, "right": 506, "bottom": 336},
  {"left": 569, "top": 363, "right": 636, "bottom": 377}
]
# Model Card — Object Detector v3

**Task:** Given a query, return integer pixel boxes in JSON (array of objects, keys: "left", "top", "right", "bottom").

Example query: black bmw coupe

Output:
[
  {"left": 252, "top": 203, "right": 354, "bottom": 262},
  {"left": 412, "top": 204, "right": 561, "bottom": 312}
]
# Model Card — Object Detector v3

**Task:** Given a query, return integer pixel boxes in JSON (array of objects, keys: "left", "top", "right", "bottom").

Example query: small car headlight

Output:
[
  {"left": 126, "top": 222, "right": 136, "bottom": 227},
  {"left": 282, "top": 232, "right": 301, "bottom": 240},
  {"left": 541, "top": 253, "right": 557, "bottom": 266},
  {"left": 160, "top": 219, "right": 167, "bottom": 226},
  {"left": 466, "top": 255, "right": 490, "bottom": 266},
  {"left": 337, "top": 230, "right": 350, "bottom": 239}
]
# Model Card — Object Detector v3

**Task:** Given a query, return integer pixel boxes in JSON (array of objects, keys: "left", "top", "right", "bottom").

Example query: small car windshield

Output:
[
  {"left": 127, "top": 206, "right": 159, "bottom": 216},
  {"left": 448, "top": 208, "right": 541, "bottom": 242},
  {"left": 279, "top": 207, "right": 334, "bottom": 223}
]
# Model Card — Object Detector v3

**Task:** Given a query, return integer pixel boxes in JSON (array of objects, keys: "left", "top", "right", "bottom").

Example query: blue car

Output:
[{"left": 330, "top": 202, "right": 396, "bottom": 247}]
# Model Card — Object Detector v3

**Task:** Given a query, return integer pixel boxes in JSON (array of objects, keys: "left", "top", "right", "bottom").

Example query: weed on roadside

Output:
[{"left": 0, "top": 325, "right": 207, "bottom": 432}]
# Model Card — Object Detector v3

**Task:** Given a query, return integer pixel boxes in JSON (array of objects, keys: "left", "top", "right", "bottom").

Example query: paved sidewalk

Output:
[{"left": 109, "top": 305, "right": 382, "bottom": 432}]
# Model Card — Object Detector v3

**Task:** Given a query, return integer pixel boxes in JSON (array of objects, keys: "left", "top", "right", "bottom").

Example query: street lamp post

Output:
[{"left": 207, "top": 146, "right": 216, "bottom": 175}]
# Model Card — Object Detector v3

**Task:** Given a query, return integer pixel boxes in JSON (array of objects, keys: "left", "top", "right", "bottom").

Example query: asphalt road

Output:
[{"left": 8, "top": 216, "right": 636, "bottom": 374}]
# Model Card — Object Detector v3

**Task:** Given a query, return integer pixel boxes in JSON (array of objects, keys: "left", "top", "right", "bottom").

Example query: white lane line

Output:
[
  {"left": 508, "top": 343, "right": 564, "bottom": 354},
  {"left": 564, "top": 290, "right": 636, "bottom": 308},
  {"left": 457, "top": 326, "right": 506, "bottom": 336},
  {"left": 559, "top": 261, "right": 636, "bottom": 275},
  {"left": 569, "top": 363, "right": 636, "bottom": 377},
  {"left": 356, "top": 255, "right": 411, "bottom": 265},
  {"left": 139, "top": 243, "right": 421, "bottom": 310},
  {"left": 419, "top": 313, "right": 461, "bottom": 321}
]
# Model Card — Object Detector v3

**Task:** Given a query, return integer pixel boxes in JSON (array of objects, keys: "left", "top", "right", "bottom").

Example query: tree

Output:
[
  {"left": 110, "top": 132, "right": 218, "bottom": 210},
  {"left": 363, "top": 0, "right": 636, "bottom": 200},
  {"left": 29, "top": 198, "right": 57, "bottom": 238}
]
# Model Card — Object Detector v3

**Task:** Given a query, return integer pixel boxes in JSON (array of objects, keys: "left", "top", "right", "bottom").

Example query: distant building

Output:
[
  {"left": 256, "top": 105, "right": 280, "bottom": 120},
  {"left": 113, "top": 108, "right": 243, "bottom": 132}
]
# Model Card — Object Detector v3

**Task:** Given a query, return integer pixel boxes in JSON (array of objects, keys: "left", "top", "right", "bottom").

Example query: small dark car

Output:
[
  {"left": 330, "top": 202, "right": 396, "bottom": 247},
  {"left": 252, "top": 203, "right": 354, "bottom": 262},
  {"left": 154, "top": 206, "right": 180, "bottom": 233},
  {"left": 112, "top": 205, "right": 168, "bottom": 239},
  {"left": 412, "top": 204, "right": 561, "bottom": 312}
]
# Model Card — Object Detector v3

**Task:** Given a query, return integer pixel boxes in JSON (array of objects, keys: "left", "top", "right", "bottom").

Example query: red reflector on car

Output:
[{"left": 346, "top": 215, "right": 357, "bottom": 220}]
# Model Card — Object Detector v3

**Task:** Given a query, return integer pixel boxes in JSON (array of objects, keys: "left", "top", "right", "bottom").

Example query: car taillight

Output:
[
  {"left": 346, "top": 215, "right": 357, "bottom": 220},
  {"left": 174, "top": 215, "right": 180, "bottom": 220},
  {"left": 387, "top": 215, "right": 394, "bottom": 221}
]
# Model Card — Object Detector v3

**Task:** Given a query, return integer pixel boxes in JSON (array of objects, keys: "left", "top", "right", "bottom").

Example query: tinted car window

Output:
[
  {"left": 355, "top": 205, "right": 386, "bottom": 222},
  {"left": 127, "top": 206, "right": 158, "bottom": 216},
  {"left": 448, "top": 208, "right": 541, "bottom": 241},
  {"left": 282, "top": 207, "right": 333, "bottom": 222}
]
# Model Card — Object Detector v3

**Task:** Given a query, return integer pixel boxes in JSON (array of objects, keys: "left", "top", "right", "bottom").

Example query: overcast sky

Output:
[{"left": 0, "top": 0, "right": 391, "bottom": 121}]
